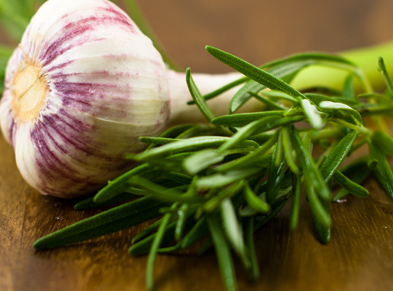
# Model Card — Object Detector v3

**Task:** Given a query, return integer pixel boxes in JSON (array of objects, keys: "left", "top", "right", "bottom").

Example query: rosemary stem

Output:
[{"left": 331, "top": 118, "right": 369, "bottom": 134}]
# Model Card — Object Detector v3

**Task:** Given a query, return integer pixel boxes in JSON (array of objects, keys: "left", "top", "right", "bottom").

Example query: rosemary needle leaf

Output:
[
  {"left": 217, "top": 115, "right": 305, "bottom": 152},
  {"left": 248, "top": 91, "right": 285, "bottom": 110},
  {"left": 266, "top": 143, "right": 287, "bottom": 204},
  {"left": 202, "top": 182, "right": 244, "bottom": 213},
  {"left": 196, "top": 168, "right": 260, "bottom": 189},
  {"left": 290, "top": 127, "right": 331, "bottom": 203},
  {"left": 217, "top": 135, "right": 276, "bottom": 172},
  {"left": 93, "top": 164, "right": 160, "bottom": 203},
  {"left": 75, "top": 192, "right": 140, "bottom": 210},
  {"left": 300, "top": 99, "right": 323, "bottom": 129},
  {"left": 371, "top": 130, "right": 393, "bottom": 157},
  {"left": 332, "top": 164, "right": 370, "bottom": 201},
  {"left": 377, "top": 56, "right": 393, "bottom": 95},
  {"left": 244, "top": 218, "right": 259, "bottom": 282},
  {"left": 206, "top": 45, "right": 303, "bottom": 99},
  {"left": 180, "top": 216, "right": 209, "bottom": 249},
  {"left": 128, "top": 177, "right": 205, "bottom": 204},
  {"left": 34, "top": 197, "right": 167, "bottom": 250},
  {"left": 211, "top": 111, "right": 285, "bottom": 127},
  {"left": 274, "top": 131, "right": 285, "bottom": 167},
  {"left": 229, "top": 60, "right": 304, "bottom": 113},
  {"left": 319, "top": 131, "right": 358, "bottom": 182},
  {"left": 262, "top": 90, "right": 299, "bottom": 103},
  {"left": 254, "top": 198, "right": 289, "bottom": 231},
  {"left": 342, "top": 73, "right": 355, "bottom": 100},
  {"left": 263, "top": 52, "right": 356, "bottom": 69},
  {"left": 175, "top": 204, "right": 190, "bottom": 241},
  {"left": 228, "top": 52, "right": 350, "bottom": 113},
  {"left": 230, "top": 80, "right": 266, "bottom": 114},
  {"left": 333, "top": 170, "right": 369, "bottom": 198},
  {"left": 186, "top": 67, "right": 215, "bottom": 122},
  {"left": 129, "top": 214, "right": 195, "bottom": 255},
  {"left": 369, "top": 142, "right": 393, "bottom": 202},
  {"left": 282, "top": 127, "right": 299, "bottom": 174},
  {"left": 306, "top": 182, "right": 331, "bottom": 243},
  {"left": 132, "top": 136, "right": 257, "bottom": 161},
  {"left": 289, "top": 174, "right": 301, "bottom": 232},
  {"left": 139, "top": 136, "right": 179, "bottom": 145},
  {"left": 132, "top": 219, "right": 162, "bottom": 244},
  {"left": 207, "top": 214, "right": 238, "bottom": 291},
  {"left": 221, "top": 198, "right": 250, "bottom": 268},
  {"left": 243, "top": 182, "right": 271, "bottom": 214},
  {"left": 183, "top": 147, "right": 255, "bottom": 175},
  {"left": 157, "top": 124, "right": 197, "bottom": 139},
  {"left": 147, "top": 213, "right": 172, "bottom": 290},
  {"left": 187, "top": 76, "right": 248, "bottom": 105},
  {"left": 319, "top": 101, "right": 363, "bottom": 124},
  {"left": 161, "top": 171, "right": 193, "bottom": 185}
]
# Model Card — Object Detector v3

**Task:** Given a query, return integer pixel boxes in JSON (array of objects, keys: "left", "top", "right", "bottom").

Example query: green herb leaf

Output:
[
  {"left": 229, "top": 51, "right": 359, "bottom": 113},
  {"left": 319, "top": 131, "right": 358, "bottom": 182},
  {"left": 244, "top": 218, "right": 259, "bottom": 281},
  {"left": 243, "top": 182, "right": 271, "bottom": 214},
  {"left": 75, "top": 192, "right": 139, "bottom": 210},
  {"left": 131, "top": 136, "right": 256, "bottom": 161},
  {"left": 93, "top": 164, "right": 160, "bottom": 203},
  {"left": 187, "top": 76, "right": 248, "bottom": 105},
  {"left": 369, "top": 142, "right": 393, "bottom": 202},
  {"left": 371, "top": 131, "right": 393, "bottom": 157},
  {"left": 207, "top": 214, "right": 238, "bottom": 291},
  {"left": 342, "top": 73, "right": 355, "bottom": 99},
  {"left": 206, "top": 46, "right": 304, "bottom": 99},
  {"left": 186, "top": 67, "right": 215, "bottom": 122},
  {"left": 247, "top": 91, "right": 286, "bottom": 110},
  {"left": 196, "top": 168, "right": 260, "bottom": 189},
  {"left": 146, "top": 212, "right": 172, "bottom": 290},
  {"left": 333, "top": 170, "right": 369, "bottom": 199},
  {"left": 220, "top": 198, "right": 250, "bottom": 268},
  {"left": 300, "top": 99, "right": 323, "bottom": 129},
  {"left": 281, "top": 127, "right": 299, "bottom": 174},
  {"left": 179, "top": 216, "right": 209, "bottom": 249},
  {"left": 290, "top": 127, "right": 331, "bottom": 202},
  {"left": 34, "top": 197, "right": 167, "bottom": 249},
  {"left": 289, "top": 174, "right": 301, "bottom": 232},
  {"left": 217, "top": 115, "right": 305, "bottom": 152},
  {"left": 183, "top": 146, "right": 256, "bottom": 175},
  {"left": 266, "top": 141, "right": 287, "bottom": 204},
  {"left": 211, "top": 111, "right": 285, "bottom": 127},
  {"left": 128, "top": 177, "right": 205, "bottom": 204},
  {"left": 377, "top": 56, "right": 393, "bottom": 95}
]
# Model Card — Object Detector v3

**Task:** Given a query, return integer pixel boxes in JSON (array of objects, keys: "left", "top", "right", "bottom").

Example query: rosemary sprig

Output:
[{"left": 33, "top": 48, "right": 393, "bottom": 291}]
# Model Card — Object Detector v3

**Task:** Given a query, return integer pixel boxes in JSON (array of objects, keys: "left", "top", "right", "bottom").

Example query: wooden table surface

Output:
[{"left": 2, "top": 0, "right": 393, "bottom": 290}]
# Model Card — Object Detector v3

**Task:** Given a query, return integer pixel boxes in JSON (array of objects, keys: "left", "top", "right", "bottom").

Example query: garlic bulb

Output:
[{"left": 0, "top": 0, "right": 245, "bottom": 197}]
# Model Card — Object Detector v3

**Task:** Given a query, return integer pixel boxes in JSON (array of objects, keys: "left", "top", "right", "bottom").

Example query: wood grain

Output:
[{"left": 2, "top": 0, "right": 393, "bottom": 290}]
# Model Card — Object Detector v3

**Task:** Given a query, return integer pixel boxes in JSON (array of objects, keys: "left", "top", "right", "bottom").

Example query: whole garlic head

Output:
[{"left": 0, "top": 0, "right": 169, "bottom": 197}]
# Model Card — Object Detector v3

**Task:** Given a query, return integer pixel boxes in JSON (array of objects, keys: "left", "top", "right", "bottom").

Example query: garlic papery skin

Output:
[{"left": 0, "top": 0, "right": 170, "bottom": 197}]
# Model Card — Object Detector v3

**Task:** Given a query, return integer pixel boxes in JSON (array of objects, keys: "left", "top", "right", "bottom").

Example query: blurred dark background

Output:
[
  {"left": 1, "top": 0, "right": 393, "bottom": 74},
  {"left": 134, "top": 0, "right": 393, "bottom": 73}
]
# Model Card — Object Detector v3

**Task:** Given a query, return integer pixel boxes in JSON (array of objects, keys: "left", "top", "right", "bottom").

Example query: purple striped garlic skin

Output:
[{"left": 0, "top": 0, "right": 169, "bottom": 197}]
